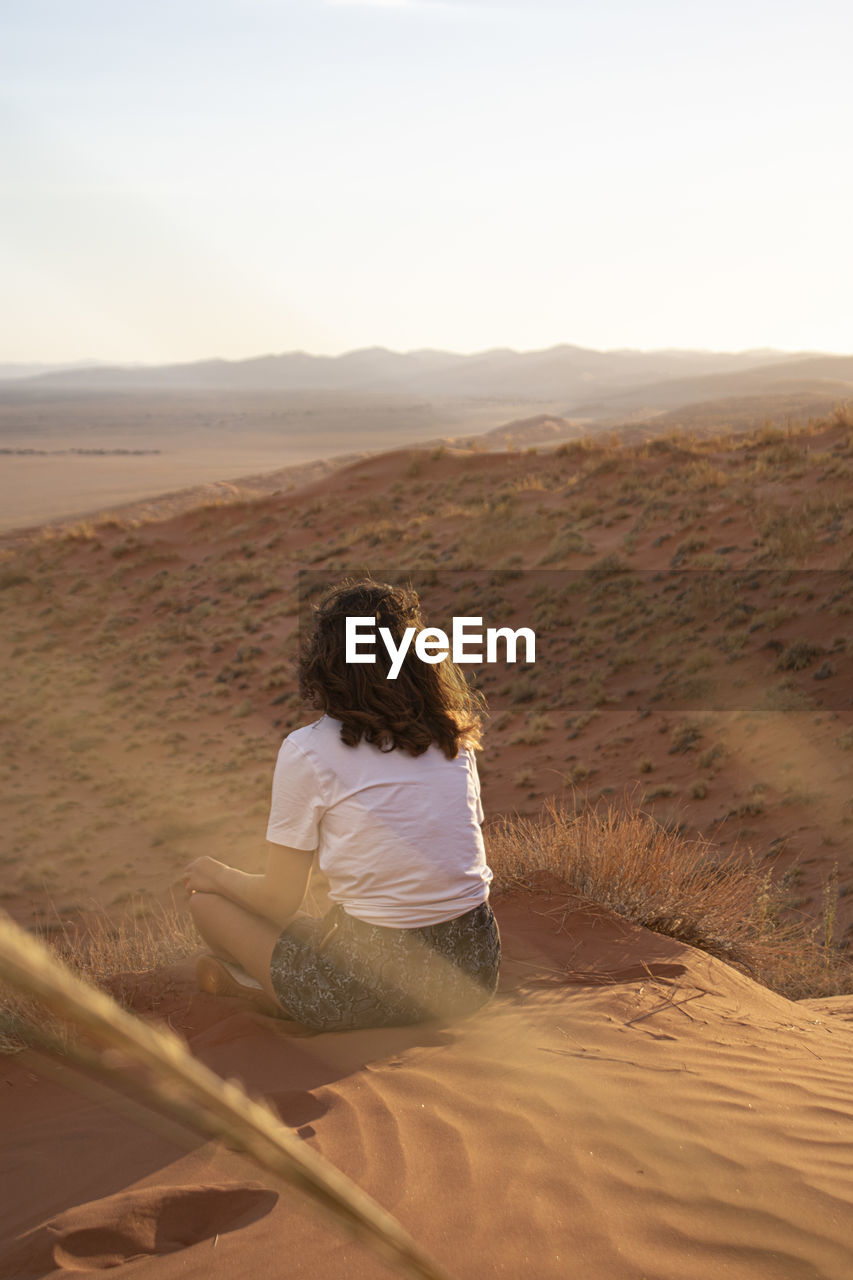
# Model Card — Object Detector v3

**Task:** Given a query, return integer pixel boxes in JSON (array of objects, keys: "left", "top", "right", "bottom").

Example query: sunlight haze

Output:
[{"left": 3, "top": 0, "right": 851, "bottom": 363}]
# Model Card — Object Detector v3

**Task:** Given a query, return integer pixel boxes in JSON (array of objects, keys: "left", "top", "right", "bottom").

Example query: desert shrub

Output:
[
  {"left": 728, "top": 795, "right": 765, "bottom": 818},
  {"left": 643, "top": 783, "right": 677, "bottom": 800},
  {"left": 566, "top": 710, "right": 599, "bottom": 738},
  {"left": 758, "top": 509, "right": 816, "bottom": 561},
  {"left": 584, "top": 671, "right": 607, "bottom": 707},
  {"left": 752, "top": 604, "right": 793, "bottom": 630},
  {"left": 775, "top": 639, "right": 823, "bottom": 671},
  {"left": 759, "top": 679, "right": 811, "bottom": 711},
  {"left": 670, "top": 537, "right": 706, "bottom": 566},
  {"left": 585, "top": 552, "right": 630, "bottom": 582},
  {"left": 684, "top": 460, "right": 728, "bottom": 490},
  {"left": 486, "top": 799, "right": 852, "bottom": 998},
  {"left": 669, "top": 720, "right": 704, "bottom": 753},
  {"left": 510, "top": 713, "right": 554, "bottom": 746},
  {"left": 540, "top": 528, "right": 595, "bottom": 563}
]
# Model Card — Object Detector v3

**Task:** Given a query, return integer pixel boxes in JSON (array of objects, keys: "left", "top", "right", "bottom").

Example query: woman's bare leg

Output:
[{"left": 189, "top": 891, "right": 282, "bottom": 1004}]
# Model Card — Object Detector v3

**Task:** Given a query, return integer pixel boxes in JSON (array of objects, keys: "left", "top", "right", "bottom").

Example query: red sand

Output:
[
  {"left": 3, "top": 887, "right": 852, "bottom": 1279},
  {"left": 3, "top": 417, "right": 853, "bottom": 1278}
]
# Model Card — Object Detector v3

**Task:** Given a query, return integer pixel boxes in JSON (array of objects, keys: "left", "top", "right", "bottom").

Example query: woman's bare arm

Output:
[{"left": 183, "top": 845, "right": 314, "bottom": 928}]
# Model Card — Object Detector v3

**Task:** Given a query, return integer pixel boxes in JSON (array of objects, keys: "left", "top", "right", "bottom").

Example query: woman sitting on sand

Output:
[{"left": 183, "top": 578, "right": 500, "bottom": 1032}]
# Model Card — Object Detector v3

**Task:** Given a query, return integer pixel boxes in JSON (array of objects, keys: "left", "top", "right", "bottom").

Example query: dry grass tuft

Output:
[
  {"left": 486, "top": 798, "right": 853, "bottom": 1000},
  {"left": 0, "top": 899, "right": 197, "bottom": 1053}
]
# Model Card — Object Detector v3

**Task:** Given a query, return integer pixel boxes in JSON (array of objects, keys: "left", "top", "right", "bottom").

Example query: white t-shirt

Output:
[{"left": 266, "top": 714, "right": 492, "bottom": 928}]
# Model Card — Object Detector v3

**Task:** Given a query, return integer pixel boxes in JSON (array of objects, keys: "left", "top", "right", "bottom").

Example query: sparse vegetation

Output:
[
  {"left": 643, "top": 783, "right": 677, "bottom": 801},
  {"left": 487, "top": 800, "right": 853, "bottom": 998},
  {"left": 509, "top": 712, "right": 554, "bottom": 746},
  {"left": 775, "top": 639, "right": 823, "bottom": 672},
  {"left": 2, "top": 404, "right": 852, "bottom": 1029},
  {"left": 669, "top": 719, "right": 704, "bottom": 754},
  {"left": 0, "top": 899, "right": 197, "bottom": 1052}
]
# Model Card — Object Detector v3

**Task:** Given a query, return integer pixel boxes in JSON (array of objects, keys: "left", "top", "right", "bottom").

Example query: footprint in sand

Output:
[{"left": 3, "top": 1183, "right": 277, "bottom": 1275}]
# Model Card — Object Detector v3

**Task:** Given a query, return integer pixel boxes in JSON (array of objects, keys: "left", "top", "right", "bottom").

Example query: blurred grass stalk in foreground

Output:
[{"left": 0, "top": 911, "right": 452, "bottom": 1280}]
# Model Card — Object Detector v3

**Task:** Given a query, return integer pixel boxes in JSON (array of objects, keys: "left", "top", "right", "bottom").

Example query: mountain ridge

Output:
[{"left": 11, "top": 342, "right": 833, "bottom": 403}]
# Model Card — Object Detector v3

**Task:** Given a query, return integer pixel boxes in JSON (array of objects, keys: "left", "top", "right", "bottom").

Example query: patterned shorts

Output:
[{"left": 269, "top": 900, "right": 501, "bottom": 1032}]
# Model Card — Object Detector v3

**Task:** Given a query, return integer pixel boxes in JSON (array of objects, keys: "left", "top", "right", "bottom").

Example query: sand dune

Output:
[
  {"left": 2, "top": 408, "right": 852, "bottom": 1278},
  {"left": 3, "top": 415, "right": 851, "bottom": 940},
  {"left": 2, "top": 888, "right": 852, "bottom": 1279}
]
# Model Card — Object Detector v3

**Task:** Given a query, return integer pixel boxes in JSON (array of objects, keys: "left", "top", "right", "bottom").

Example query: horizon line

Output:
[{"left": 3, "top": 341, "right": 849, "bottom": 376}]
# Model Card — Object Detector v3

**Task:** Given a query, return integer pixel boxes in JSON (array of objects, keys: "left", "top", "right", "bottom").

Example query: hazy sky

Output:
[{"left": 3, "top": 0, "right": 852, "bottom": 363}]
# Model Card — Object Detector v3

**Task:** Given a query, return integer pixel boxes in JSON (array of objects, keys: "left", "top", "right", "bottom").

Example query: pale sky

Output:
[{"left": 2, "top": 0, "right": 851, "bottom": 363}]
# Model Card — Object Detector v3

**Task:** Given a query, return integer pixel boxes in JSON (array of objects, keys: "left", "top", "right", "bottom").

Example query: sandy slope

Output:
[
  {"left": 2, "top": 888, "right": 852, "bottom": 1280},
  {"left": 2, "top": 413, "right": 853, "bottom": 1279},
  {"left": 2, "top": 417, "right": 851, "bottom": 943}
]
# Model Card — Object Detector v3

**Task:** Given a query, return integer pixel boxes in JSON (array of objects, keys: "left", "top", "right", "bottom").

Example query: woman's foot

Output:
[{"left": 195, "top": 953, "right": 283, "bottom": 1018}]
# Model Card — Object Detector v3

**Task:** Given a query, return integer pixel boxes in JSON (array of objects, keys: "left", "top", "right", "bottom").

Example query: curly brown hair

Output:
[{"left": 297, "top": 578, "right": 485, "bottom": 758}]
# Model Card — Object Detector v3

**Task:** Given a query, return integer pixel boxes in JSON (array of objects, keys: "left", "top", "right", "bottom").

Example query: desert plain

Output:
[{"left": 1, "top": 359, "right": 853, "bottom": 1279}]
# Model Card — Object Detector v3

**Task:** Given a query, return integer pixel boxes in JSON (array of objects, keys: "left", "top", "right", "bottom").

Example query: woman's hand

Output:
[
  {"left": 182, "top": 848, "right": 312, "bottom": 926},
  {"left": 183, "top": 856, "right": 227, "bottom": 897}
]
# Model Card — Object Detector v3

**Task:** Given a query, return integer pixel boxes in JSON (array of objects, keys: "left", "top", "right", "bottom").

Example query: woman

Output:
[{"left": 183, "top": 578, "right": 500, "bottom": 1031}]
